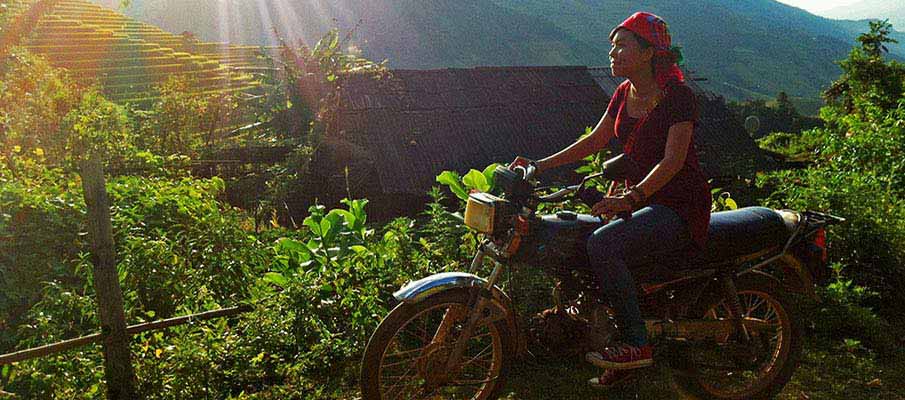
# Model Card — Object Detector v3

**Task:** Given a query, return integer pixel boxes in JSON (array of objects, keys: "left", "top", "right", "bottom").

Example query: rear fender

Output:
[{"left": 776, "top": 253, "right": 818, "bottom": 300}]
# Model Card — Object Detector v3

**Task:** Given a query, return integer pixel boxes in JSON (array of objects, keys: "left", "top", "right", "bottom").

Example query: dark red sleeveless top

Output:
[{"left": 606, "top": 80, "right": 711, "bottom": 249}]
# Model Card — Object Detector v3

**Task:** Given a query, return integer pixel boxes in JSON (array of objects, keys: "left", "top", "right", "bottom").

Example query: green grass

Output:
[
  {"left": 501, "top": 356, "right": 679, "bottom": 399},
  {"left": 781, "top": 343, "right": 905, "bottom": 400},
  {"left": 494, "top": 341, "right": 905, "bottom": 399}
]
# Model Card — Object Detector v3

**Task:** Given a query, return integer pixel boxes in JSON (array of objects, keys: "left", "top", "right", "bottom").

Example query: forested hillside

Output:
[{"left": 97, "top": 0, "right": 902, "bottom": 101}]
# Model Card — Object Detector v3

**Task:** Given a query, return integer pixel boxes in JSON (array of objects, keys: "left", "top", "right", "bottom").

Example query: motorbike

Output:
[{"left": 360, "top": 155, "right": 843, "bottom": 400}]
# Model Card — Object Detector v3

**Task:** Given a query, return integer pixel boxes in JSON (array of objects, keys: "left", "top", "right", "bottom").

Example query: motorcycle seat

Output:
[{"left": 685, "top": 206, "right": 792, "bottom": 267}]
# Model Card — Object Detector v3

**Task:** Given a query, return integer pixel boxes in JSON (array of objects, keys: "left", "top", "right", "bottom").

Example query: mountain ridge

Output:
[
  {"left": 90, "top": 0, "right": 899, "bottom": 101},
  {"left": 822, "top": 0, "right": 905, "bottom": 29}
]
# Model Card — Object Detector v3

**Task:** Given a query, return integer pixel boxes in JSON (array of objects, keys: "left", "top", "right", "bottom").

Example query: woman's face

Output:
[{"left": 609, "top": 29, "right": 653, "bottom": 78}]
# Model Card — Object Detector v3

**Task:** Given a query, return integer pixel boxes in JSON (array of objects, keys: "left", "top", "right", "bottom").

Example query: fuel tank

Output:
[{"left": 513, "top": 211, "right": 606, "bottom": 270}]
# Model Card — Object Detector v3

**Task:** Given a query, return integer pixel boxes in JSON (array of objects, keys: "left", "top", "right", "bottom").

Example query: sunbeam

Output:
[
  {"left": 216, "top": 0, "right": 230, "bottom": 44},
  {"left": 254, "top": 0, "right": 279, "bottom": 47}
]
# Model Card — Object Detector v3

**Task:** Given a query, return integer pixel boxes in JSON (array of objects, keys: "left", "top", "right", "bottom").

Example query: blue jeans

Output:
[{"left": 586, "top": 205, "right": 692, "bottom": 346}]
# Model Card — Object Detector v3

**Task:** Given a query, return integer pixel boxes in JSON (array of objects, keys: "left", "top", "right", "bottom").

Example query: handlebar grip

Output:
[
  {"left": 513, "top": 162, "right": 537, "bottom": 180},
  {"left": 524, "top": 162, "right": 537, "bottom": 180}
]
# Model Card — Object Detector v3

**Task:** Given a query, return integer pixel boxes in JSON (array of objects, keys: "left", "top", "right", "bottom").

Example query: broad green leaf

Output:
[
  {"left": 303, "top": 216, "right": 321, "bottom": 235},
  {"left": 275, "top": 238, "right": 312, "bottom": 262},
  {"left": 263, "top": 272, "right": 288, "bottom": 288},
  {"left": 725, "top": 198, "right": 738, "bottom": 210},
  {"left": 329, "top": 209, "right": 356, "bottom": 227},
  {"left": 350, "top": 198, "right": 369, "bottom": 225},
  {"left": 436, "top": 171, "right": 468, "bottom": 200},
  {"left": 320, "top": 283, "right": 335, "bottom": 296},
  {"left": 320, "top": 218, "right": 333, "bottom": 239},
  {"left": 463, "top": 169, "right": 489, "bottom": 192},
  {"left": 482, "top": 163, "right": 500, "bottom": 191}
]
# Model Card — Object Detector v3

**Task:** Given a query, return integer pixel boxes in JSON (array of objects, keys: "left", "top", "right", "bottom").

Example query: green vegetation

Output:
[
  {"left": 759, "top": 20, "right": 905, "bottom": 315},
  {"left": 1, "top": 16, "right": 904, "bottom": 400},
  {"left": 753, "top": 20, "right": 905, "bottom": 398},
  {"left": 730, "top": 92, "right": 823, "bottom": 139}
]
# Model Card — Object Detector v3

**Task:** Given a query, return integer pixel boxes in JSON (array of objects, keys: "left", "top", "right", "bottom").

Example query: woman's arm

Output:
[
  {"left": 634, "top": 121, "right": 693, "bottom": 197},
  {"left": 590, "top": 121, "right": 693, "bottom": 217},
  {"left": 536, "top": 114, "right": 615, "bottom": 173}
]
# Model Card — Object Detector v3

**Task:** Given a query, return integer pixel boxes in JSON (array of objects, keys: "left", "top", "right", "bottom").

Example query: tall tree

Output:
[{"left": 857, "top": 19, "right": 898, "bottom": 58}]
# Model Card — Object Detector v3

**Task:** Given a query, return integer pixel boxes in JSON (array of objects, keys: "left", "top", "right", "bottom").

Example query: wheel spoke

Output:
[
  {"left": 448, "top": 376, "right": 500, "bottom": 386},
  {"left": 457, "top": 343, "right": 493, "bottom": 371},
  {"left": 383, "top": 361, "right": 420, "bottom": 400},
  {"left": 695, "top": 289, "right": 791, "bottom": 397},
  {"left": 384, "top": 345, "right": 431, "bottom": 361},
  {"left": 373, "top": 298, "right": 504, "bottom": 400},
  {"left": 745, "top": 295, "right": 766, "bottom": 318}
]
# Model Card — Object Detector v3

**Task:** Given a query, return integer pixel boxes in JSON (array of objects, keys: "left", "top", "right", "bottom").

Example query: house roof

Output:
[
  {"left": 330, "top": 66, "right": 608, "bottom": 195},
  {"left": 328, "top": 66, "right": 772, "bottom": 196}
]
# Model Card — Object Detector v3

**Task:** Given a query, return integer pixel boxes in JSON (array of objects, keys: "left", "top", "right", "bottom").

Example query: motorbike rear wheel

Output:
[
  {"left": 360, "top": 288, "right": 514, "bottom": 400},
  {"left": 675, "top": 273, "right": 803, "bottom": 400}
]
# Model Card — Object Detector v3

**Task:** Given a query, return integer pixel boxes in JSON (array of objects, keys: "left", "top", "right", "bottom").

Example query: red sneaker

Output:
[
  {"left": 585, "top": 342, "right": 653, "bottom": 370},
  {"left": 588, "top": 369, "right": 636, "bottom": 389}
]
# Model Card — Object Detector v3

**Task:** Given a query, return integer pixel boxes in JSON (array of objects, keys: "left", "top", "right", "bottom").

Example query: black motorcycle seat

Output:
[{"left": 688, "top": 206, "right": 792, "bottom": 266}]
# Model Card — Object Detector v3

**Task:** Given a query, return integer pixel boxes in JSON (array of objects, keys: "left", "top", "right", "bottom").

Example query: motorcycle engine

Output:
[{"left": 526, "top": 302, "right": 618, "bottom": 358}]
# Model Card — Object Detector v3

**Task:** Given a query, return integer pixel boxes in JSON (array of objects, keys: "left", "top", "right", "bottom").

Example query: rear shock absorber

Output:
[{"left": 721, "top": 273, "right": 751, "bottom": 344}]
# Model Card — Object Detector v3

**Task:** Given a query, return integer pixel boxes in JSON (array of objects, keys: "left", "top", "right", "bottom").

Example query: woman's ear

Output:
[{"left": 641, "top": 46, "right": 655, "bottom": 64}]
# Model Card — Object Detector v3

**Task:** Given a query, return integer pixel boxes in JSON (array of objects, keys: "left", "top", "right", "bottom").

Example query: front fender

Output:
[
  {"left": 392, "top": 271, "right": 528, "bottom": 359},
  {"left": 393, "top": 272, "right": 488, "bottom": 304},
  {"left": 393, "top": 272, "right": 529, "bottom": 359}
]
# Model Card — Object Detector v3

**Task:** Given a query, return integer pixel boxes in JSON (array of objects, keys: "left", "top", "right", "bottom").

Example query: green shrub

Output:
[
  {"left": 0, "top": 165, "right": 87, "bottom": 350},
  {"left": 133, "top": 76, "right": 247, "bottom": 159},
  {"left": 758, "top": 21, "right": 905, "bottom": 333},
  {"left": 0, "top": 48, "right": 83, "bottom": 167}
]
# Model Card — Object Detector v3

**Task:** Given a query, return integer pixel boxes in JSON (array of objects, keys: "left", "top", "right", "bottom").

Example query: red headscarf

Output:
[{"left": 609, "top": 12, "right": 685, "bottom": 90}]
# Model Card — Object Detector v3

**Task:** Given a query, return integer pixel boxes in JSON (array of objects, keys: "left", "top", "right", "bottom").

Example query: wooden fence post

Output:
[{"left": 79, "top": 159, "right": 138, "bottom": 399}]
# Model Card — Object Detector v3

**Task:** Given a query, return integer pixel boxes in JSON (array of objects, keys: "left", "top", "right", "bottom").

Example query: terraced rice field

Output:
[{"left": 10, "top": 0, "right": 275, "bottom": 106}]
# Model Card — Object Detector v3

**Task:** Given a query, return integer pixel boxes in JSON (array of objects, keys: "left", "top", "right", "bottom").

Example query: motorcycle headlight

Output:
[{"left": 464, "top": 192, "right": 511, "bottom": 234}]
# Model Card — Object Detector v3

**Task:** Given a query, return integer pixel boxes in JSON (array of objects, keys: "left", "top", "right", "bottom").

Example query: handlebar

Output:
[
  {"left": 532, "top": 171, "right": 607, "bottom": 203},
  {"left": 503, "top": 154, "right": 636, "bottom": 221},
  {"left": 528, "top": 170, "right": 629, "bottom": 222},
  {"left": 536, "top": 184, "right": 581, "bottom": 202},
  {"left": 512, "top": 162, "right": 538, "bottom": 181}
]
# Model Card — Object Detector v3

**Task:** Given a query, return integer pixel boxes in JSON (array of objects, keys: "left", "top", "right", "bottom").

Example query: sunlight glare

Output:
[{"left": 254, "top": 0, "right": 279, "bottom": 47}]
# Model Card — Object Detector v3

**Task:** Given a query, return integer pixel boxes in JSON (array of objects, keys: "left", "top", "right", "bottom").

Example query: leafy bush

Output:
[
  {"left": 728, "top": 91, "right": 823, "bottom": 139},
  {"left": 132, "top": 75, "right": 248, "bottom": 159},
  {"left": 0, "top": 165, "right": 87, "bottom": 348},
  {"left": 757, "top": 22, "right": 905, "bottom": 337},
  {"left": 0, "top": 48, "right": 83, "bottom": 167},
  {"left": 756, "top": 128, "right": 827, "bottom": 160},
  {"left": 0, "top": 164, "right": 275, "bottom": 396},
  {"left": 108, "top": 175, "right": 265, "bottom": 317}
]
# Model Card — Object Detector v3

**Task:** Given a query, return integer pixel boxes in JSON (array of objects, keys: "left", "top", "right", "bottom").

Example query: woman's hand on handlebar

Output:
[
  {"left": 591, "top": 196, "right": 633, "bottom": 218},
  {"left": 509, "top": 156, "right": 541, "bottom": 180},
  {"left": 509, "top": 156, "right": 533, "bottom": 171}
]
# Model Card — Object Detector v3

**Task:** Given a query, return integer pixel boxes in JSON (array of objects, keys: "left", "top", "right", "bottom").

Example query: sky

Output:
[{"left": 775, "top": 0, "right": 863, "bottom": 14}]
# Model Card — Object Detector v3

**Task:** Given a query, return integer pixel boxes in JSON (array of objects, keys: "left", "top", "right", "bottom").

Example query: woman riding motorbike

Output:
[{"left": 511, "top": 12, "right": 711, "bottom": 387}]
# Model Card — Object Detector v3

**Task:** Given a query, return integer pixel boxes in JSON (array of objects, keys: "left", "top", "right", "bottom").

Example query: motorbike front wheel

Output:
[
  {"left": 360, "top": 288, "right": 514, "bottom": 400},
  {"left": 675, "top": 273, "right": 803, "bottom": 400}
]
